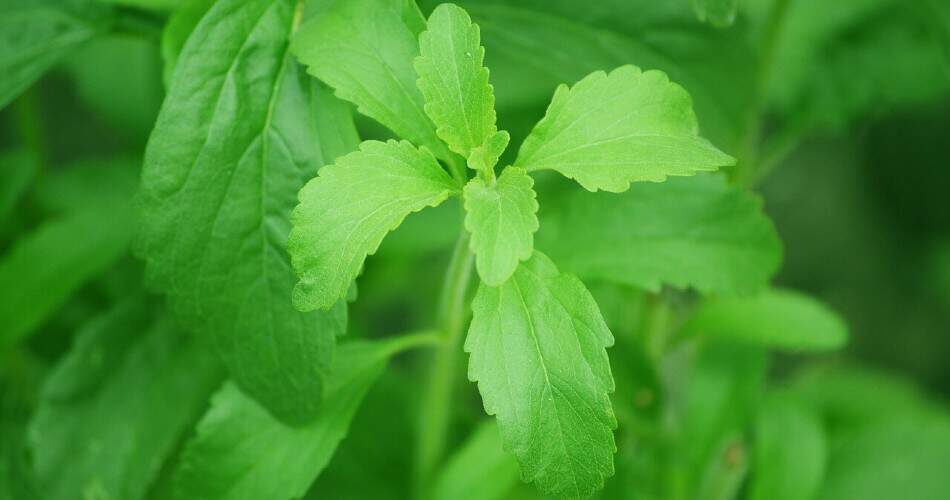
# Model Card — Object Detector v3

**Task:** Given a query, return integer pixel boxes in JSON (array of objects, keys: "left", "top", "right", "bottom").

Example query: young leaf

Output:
[
  {"left": 538, "top": 174, "right": 781, "bottom": 295},
  {"left": 466, "top": 251, "right": 617, "bottom": 497},
  {"left": 289, "top": 140, "right": 458, "bottom": 311},
  {"left": 467, "top": 130, "right": 510, "bottom": 172},
  {"left": 515, "top": 65, "right": 735, "bottom": 192},
  {"left": 415, "top": 3, "right": 499, "bottom": 160},
  {"left": 137, "top": 0, "right": 358, "bottom": 425},
  {"left": 431, "top": 423, "right": 520, "bottom": 500},
  {"left": 748, "top": 394, "right": 827, "bottom": 500},
  {"left": 174, "top": 337, "right": 429, "bottom": 500},
  {"left": 29, "top": 301, "right": 223, "bottom": 500},
  {"left": 681, "top": 288, "right": 849, "bottom": 351},
  {"left": 463, "top": 167, "right": 539, "bottom": 286},
  {"left": 0, "top": 0, "right": 112, "bottom": 109},
  {"left": 292, "top": 0, "right": 450, "bottom": 159},
  {"left": 0, "top": 205, "right": 133, "bottom": 348}
]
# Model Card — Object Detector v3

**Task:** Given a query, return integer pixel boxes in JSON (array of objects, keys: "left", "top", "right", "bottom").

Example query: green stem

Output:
[
  {"left": 14, "top": 89, "right": 46, "bottom": 170},
  {"left": 414, "top": 230, "right": 475, "bottom": 495}
]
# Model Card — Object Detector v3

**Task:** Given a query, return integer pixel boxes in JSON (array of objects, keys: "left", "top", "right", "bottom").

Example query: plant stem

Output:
[{"left": 414, "top": 230, "right": 475, "bottom": 495}]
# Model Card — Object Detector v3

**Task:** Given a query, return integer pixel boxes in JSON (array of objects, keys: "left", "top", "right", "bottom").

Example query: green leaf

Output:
[
  {"left": 0, "top": 150, "right": 37, "bottom": 223},
  {"left": 0, "top": 204, "right": 133, "bottom": 348},
  {"left": 537, "top": 174, "right": 781, "bottom": 295},
  {"left": 137, "top": 0, "right": 358, "bottom": 425},
  {"left": 431, "top": 423, "right": 520, "bottom": 500},
  {"left": 691, "top": 0, "right": 737, "bottom": 28},
  {"left": 748, "top": 394, "right": 827, "bottom": 500},
  {"left": 515, "top": 65, "right": 734, "bottom": 192},
  {"left": 174, "top": 336, "right": 430, "bottom": 500},
  {"left": 0, "top": 0, "right": 112, "bottom": 110},
  {"left": 289, "top": 140, "right": 458, "bottom": 311},
  {"left": 463, "top": 167, "right": 539, "bottom": 286},
  {"left": 682, "top": 289, "right": 848, "bottom": 351},
  {"left": 467, "top": 130, "right": 510, "bottom": 172},
  {"left": 29, "top": 300, "right": 222, "bottom": 500},
  {"left": 415, "top": 3, "right": 499, "bottom": 160},
  {"left": 160, "top": 0, "right": 216, "bottom": 86},
  {"left": 466, "top": 251, "right": 617, "bottom": 497},
  {"left": 292, "top": 0, "right": 450, "bottom": 159}
]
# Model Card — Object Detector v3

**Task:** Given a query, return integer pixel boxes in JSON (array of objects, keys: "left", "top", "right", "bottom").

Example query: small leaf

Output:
[
  {"left": 538, "top": 174, "right": 781, "bottom": 295},
  {"left": 748, "top": 394, "right": 827, "bottom": 500},
  {"left": 682, "top": 288, "right": 849, "bottom": 351},
  {"left": 174, "top": 337, "right": 427, "bottom": 500},
  {"left": 292, "top": 0, "right": 450, "bottom": 159},
  {"left": 466, "top": 251, "right": 616, "bottom": 497},
  {"left": 691, "top": 0, "right": 738, "bottom": 28},
  {"left": 289, "top": 140, "right": 458, "bottom": 311},
  {"left": 467, "top": 130, "right": 510, "bottom": 172},
  {"left": 415, "top": 3, "right": 499, "bottom": 159},
  {"left": 463, "top": 167, "right": 539, "bottom": 286},
  {"left": 431, "top": 423, "right": 520, "bottom": 500},
  {"left": 29, "top": 301, "right": 223, "bottom": 500},
  {"left": 515, "top": 65, "right": 734, "bottom": 192},
  {"left": 0, "top": 0, "right": 112, "bottom": 110}
]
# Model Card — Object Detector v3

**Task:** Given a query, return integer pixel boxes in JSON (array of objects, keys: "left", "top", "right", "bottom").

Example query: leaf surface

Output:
[
  {"left": 137, "top": 0, "right": 358, "bottom": 424},
  {"left": 463, "top": 167, "right": 538, "bottom": 286},
  {"left": 29, "top": 301, "right": 222, "bottom": 500},
  {"left": 415, "top": 3, "right": 498, "bottom": 159},
  {"left": 289, "top": 140, "right": 457, "bottom": 311},
  {"left": 515, "top": 65, "right": 734, "bottom": 192},
  {"left": 537, "top": 174, "right": 781, "bottom": 295},
  {"left": 174, "top": 337, "right": 424, "bottom": 500},
  {"left": 292, "top": 0, "right": 449, "bottom": 159},
  {"left": 431, "top": 423, "right": 520, "bottom": 500},
  {"left": 466, "top": 251, "right": 616, "bottom": 497}
]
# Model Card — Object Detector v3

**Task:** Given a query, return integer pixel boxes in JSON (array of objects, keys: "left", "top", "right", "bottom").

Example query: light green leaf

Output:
[
  {"left": 0, "top": 203, "right": 133, "bottom": 348},
  {"left": 691, "top": 0, "right": 737, "bottom": 27},
  {"left": 160, "top": 0, "right": 215, "bottom": 86},
  {"left": 292, "top": 0, "right": 450, "bottom": 159},
  {"left": 0, "top": 0, "right": 112, "bottom": 110},
  {"left": 289, "top": 140, "right": 458, "bottom": 311},
  {"left": 748, "top": 394, "right": 827, "bottom": 500},
  {"left": 431, "top": 423, "right": 520, "bottom": 500},
  {"left": 466, "top": 251, "right": 617, "bottom": 497},
  {"left": 682, "top": 288, "right": 848, "bottom": 351},
  {"left": 463, "top": 167, "right": 538, "bottom": 286},
  {"left": 137, "top": 0, "right": 358, "bottom": 425},
  {"left": 515, "top": 65, "right": 734, "bottom": 192},
  {"left": 467, "top": 130, "right": 510, "bottom": 172},
  {"left": 29, "top": 301, "right": 223, "bottom": 500},
  {"left": 538, "top": 174, "right": 781, "bottom": 295},
  {"left": 415, "top": 3, "right": 498, "bottom": 159},
  {"left": 174, "top": 336, "right": 430, "bottom": 500}
]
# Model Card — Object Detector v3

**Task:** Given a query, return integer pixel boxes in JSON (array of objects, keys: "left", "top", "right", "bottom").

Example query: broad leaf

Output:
[
  {"left": 137, "top": 0, "right": 358, "bottom": 424},
  {"left": 538, "top": 174, "right": 781, "bottom": 295},
  {"left": 415, "top": 3, "right": 499, "bottom": 159},
  {"left": 692, "top": 0, "right": 738, "bottom": 27},
  {"left": 0, "top": 0, "right": 112, "bottom": 109},
  {"left": 29, "top": 301, "right": 222, "bottom": 500},
  {"left": 515, "top": 65, "right": 734, "bottom": 192},
  {"left": 292, "top": 0, "right": 450, "bottom": 159},
  {"left": 682, "top": 288, "right": 848, "bottom": 351},
  {"left": 748, "top": 394, "right": 827, "bottom": 500},
  {"left": 463, "top": 167, "right": 539, "bottom": 286},
  {"left": 466, "top": 251, "right": 617, "bottom": 497},
  {"left": 289, "top": 140, "right": 458, "bottom": 311},
  {"left": 174, "top": 336, "right": 429, "bottom": 500},
  {"left": 431, "top": 423, "right": 520, "bottom": 500}
]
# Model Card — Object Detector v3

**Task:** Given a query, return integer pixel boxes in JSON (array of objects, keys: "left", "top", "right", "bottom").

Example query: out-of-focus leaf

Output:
[
  {"left": 160, "top": 0, "right": 215, "bottom": 86},
  {"left": 174, "top": 336, "right": 431, "bottom": 500},
  {"left": 0, "top": 421, "right": 38, "bottom": 500},
  {"left": 29, "top": 300, "right": 223, "bottom": 500},
  {"left": 538, "top": 174, "right": 781, "bottom": 295},
  {"left": 818, "top": 416, "right": 950, "bottom": 500},
  {"left": 691, "top": 0, "right": 738, "bottom": 28},
  {"left": 137, "top": 0, "right": 358, "bottom": 424},
  {"left": 0, "top": 150, "right": 37, "bottom": 223},
  {"left": 0, "top": 0, "right": 113, "bottom": 110},
  {"left": 748, "top": 393, "right": 827, "bottom": 500},
  {"left": 681, "top": 288, "right": 848, "bottom": 351},
  {"left": 430, "top": 423, "right": 520, "bottom": 500},
  {"left": 32, "top": 158, "right": 139, "bottom": 214}
]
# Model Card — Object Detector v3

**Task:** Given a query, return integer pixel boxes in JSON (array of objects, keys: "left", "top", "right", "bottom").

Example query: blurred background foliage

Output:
[{"left": 1, "top": 0, "right": 949, "bottom": 499}]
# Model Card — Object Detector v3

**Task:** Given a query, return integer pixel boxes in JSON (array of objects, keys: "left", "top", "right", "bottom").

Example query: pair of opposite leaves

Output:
[{"left": 288, "top": 3, "right": 733, "bottom": 497}]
